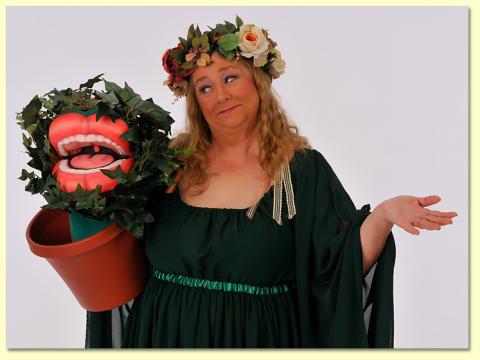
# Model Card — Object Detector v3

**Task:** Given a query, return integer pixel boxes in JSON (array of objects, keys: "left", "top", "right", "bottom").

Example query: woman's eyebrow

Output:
[{"left": 194, "top": 66, "right": 238, "bottom": 86}]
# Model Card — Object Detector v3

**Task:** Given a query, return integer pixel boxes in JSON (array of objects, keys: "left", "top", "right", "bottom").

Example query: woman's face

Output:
[{"left": 191, "top": 52, "right": 260, "bottom": 135}]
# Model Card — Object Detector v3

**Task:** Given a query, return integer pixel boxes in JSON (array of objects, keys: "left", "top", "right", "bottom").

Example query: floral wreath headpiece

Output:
[{"left": 162, "top": 15, "right": 286, "bottom": 99}]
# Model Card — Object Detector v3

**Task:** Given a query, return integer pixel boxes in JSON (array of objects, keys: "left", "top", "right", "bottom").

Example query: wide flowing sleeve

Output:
[
  {"left": 292, "top": 149, "right": 396, "bottom": 348},
  {"left": 85, "top": 184, "right": 167, "bottom": 348}
]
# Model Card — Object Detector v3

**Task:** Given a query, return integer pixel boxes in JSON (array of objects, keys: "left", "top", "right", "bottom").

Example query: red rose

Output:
[
  {"left": 175, "top": 67, "right": 195, "bottom": 82},
  {"left": 162, "top": 48, "right": 181, "bottom": 74},
  {"left": 162, "top": 45, "right": 196, "bottom": 87}
]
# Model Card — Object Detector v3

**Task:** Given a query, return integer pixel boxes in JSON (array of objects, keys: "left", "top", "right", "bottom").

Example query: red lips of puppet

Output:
[{"left": 49, "top": 112, "right": 134, "bottom": 193}]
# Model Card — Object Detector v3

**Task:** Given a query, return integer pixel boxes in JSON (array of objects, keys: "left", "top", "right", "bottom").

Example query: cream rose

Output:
[
  {"left": 235, "top": 24, "right": 269, "bottom": 62},
  {"left": 269, "top": 49, "right": 286, "bottom": 79}
]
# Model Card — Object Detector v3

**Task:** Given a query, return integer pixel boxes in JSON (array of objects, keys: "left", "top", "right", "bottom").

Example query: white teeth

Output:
[
  {"left": 58, "top": 158, "right": 127, "bottom": 174},
  {"left": 115, "top": 145, "right": 125, "bottom": 155},
  {"left": 55, "top": 134, "right": 127, "bottom": 156},
  {"left": 58, "top": 145, "right": 66, "bottom": 156}
]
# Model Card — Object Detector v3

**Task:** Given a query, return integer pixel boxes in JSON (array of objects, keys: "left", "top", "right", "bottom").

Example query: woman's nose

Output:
[{"left": 215, "top": 83, "right": 231, "bottom": 103}]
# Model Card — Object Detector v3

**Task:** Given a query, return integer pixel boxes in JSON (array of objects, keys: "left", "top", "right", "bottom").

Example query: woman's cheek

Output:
[{"left": 198, "top": 97, "right": 215, "bottom": 117}]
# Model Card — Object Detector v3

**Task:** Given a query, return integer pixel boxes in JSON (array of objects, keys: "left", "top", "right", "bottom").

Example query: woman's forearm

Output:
[{"left": 360, "top": 203, "right": 393, "bottom": 275}]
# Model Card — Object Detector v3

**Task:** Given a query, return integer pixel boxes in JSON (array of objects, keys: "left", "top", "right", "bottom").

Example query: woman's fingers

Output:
[
  {"left": 413, "top": 219, "right": 441, "bottom": 231},
  {"left": 429, "top": 210, "right": 458, "bottom": 218},
  {"left": 425, "top": 215, "right": 452, "bottom": 225},
  {"left": 399, "top": 221, "right": 421, "bottom": 235},
  {"left": 417, "top": 195, "right": 442, "bottom": 207}
]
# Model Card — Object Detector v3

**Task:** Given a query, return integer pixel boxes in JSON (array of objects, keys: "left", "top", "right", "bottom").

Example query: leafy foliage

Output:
[{"left": 17, "top": 74, "right": 195, "bottom": 239}]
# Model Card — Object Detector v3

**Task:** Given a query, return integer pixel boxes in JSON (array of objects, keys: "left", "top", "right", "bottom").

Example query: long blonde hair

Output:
[{"left": 169, "top": 56, "right": 311, "bottom": 196}]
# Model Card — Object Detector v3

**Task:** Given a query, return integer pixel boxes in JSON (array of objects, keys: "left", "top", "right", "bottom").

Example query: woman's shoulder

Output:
[
  {"left": 291, "top": 147, "right": 325, "bottom": 172},
  {"left": 289, "top": 147, "right": 336, "bottom": 193}
]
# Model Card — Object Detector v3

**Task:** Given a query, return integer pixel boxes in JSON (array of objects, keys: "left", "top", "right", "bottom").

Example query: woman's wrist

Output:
[{"left": 371, "top": 201, "right": 395, "bottom": 229}]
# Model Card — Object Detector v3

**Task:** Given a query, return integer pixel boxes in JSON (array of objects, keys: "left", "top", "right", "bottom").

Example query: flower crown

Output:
[{"left": 162, "top": 15, "right": 286, "bottom": 98}]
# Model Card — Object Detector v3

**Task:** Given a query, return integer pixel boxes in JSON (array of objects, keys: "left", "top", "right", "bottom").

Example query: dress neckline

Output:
[{"left": 174, "top": 183, "right": 274, "bottom": 212}]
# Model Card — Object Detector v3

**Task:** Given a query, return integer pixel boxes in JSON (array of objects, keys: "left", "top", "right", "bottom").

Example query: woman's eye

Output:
[
  {"left": 226, "top": 75, "right": 237, "bottom": 83},
  {"left": 198, "top": 75, "right": 237, "bottom": 94},
  {"left": 199, "top": 85, "right": 211, "bottom": 94}
]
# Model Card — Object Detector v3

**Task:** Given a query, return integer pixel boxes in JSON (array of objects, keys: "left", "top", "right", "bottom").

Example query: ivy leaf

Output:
[
  {"left": 79, "top": 73, "right": 104, "bottom": 89},
  {"left": 118, "top": 82, "right": 137, "bottom": 103},
  {"left": 235, "top": 15, "right": 244, "bottom": 29},
  {"left": 26, "top": 157, "right": 43, "bottom": 172},
  {"left": 194, "top": 25, "right": 202, "bottom": 37},
  {"left": 138, "top": 100, "right": 173, "bottom": 128},
  {"left": 177, "top": 147, "right": 197, "bottom": 158},
  {"left": 178, "top": 37, "right": 188, "bottom": 49},
  {"left": 152, "top": 157, "right": 171, "bottom": 173},
  {"left": 22, "top": 133, "right": 32, "bottom": 148},
  {"left": 44, "top": 175, "right": 59, "bottom": 190},
  {"left": 172, "top": 48, "right": 186, "bottom": 63},
  {"left": 21, "top": 96, "right": 42, "bottom": 128},
  {"left": 18, "top": 169, "right": 35, "bottom": 181},
  {"left": 96, "top": 101, "right": 120, "bottom": 122},
  {"left": 218, "top": 34, "right": 239, "bottom": 52},
  {"left": 187, "top": 24, "right": 195, "bottom": 41},
  {"left": 119, "top": 126, "right": 140, "bottom": 142},
  {"left": 100, "top": 165, "right": 128, "bottom": 183},
  {"left": 225, "top": 51, "right": 235, "bottom": 61},
  {"left": 180, "top": 61, "right": 194, "bottom": 71},
  {"left": 103, "top": 79, "right": 124, "bottom": 96},
  {"left": 95, "top": 90, "right": 119, "bottom": 106},
  {"left": 224, "top": 21, "right": 236, "bottom": 33},
  {"left": 199, "top": 34, "right": 210, "bottom": 51},
  {"left": 39, "top": 97, "right": 54, "bottom": 111},
  {"left": 126, "top": 95, "right": 143, "bottom": 111},
  {"left": 26, "top": 124, "right": 37, "bottom": 135},
  {"left": 191, "top": 36, "right": 200, "bottom": 48},
  {"left": 213, "top": 24, "right": 229, "bottom": 34}
]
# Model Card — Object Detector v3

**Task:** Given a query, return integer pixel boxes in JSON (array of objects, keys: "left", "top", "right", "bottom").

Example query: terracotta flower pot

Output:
[{"left": 26, "top": 208, "right": 150, "bottom": 312}]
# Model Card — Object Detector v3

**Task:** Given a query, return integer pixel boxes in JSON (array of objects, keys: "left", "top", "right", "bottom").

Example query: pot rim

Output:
[{"left": 26, "top": 208, "right": 126, "bottom": 259}]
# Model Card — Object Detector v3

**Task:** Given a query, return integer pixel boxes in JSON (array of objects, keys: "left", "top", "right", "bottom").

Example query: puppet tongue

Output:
[{"left": 70, "top": 154, "right": 115, "bottom": 169}]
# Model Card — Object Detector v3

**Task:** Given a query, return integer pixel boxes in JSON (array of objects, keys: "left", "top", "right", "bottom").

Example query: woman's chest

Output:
[
  {"left": 181, "top": 167, "right": 272, "bottom": 209},
  {"left": 144, "top": 196, "right": 295, "bottom": 285}
]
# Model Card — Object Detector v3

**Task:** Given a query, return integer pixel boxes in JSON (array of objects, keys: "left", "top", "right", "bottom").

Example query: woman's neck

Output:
[{"left": 208, "top": 128, "right": 259, "bottom": 164}]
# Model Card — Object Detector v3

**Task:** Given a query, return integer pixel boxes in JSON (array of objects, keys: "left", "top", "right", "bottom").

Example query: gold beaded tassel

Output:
[
  {"left": 272, "top": 166, "right": 284, "bottom": 224},
  {"left": 246, "top": 161, "right": 296, "bottom": 224},
  {"left": 282, "top": 161, "right": 296, "bottom": 220},
  {"left": 246, "top": 197, "right": 261, "bottom": 220}
]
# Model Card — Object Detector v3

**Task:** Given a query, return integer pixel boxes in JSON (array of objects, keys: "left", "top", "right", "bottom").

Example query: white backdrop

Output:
[{"left": 6, "top": 6, "right": 468, "bottom": 348}]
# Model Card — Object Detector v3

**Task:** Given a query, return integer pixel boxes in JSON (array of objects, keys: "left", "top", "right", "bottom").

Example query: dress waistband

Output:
[{"left": 152, "top": 268, "right": 295, "bottom": 295}]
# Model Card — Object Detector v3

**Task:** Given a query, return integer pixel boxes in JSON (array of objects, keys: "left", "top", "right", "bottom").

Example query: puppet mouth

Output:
[
  {"left": 49, "top": 112, "right": 134, "bottom": 192},
  {"left": 56, "top": 134, "right": 131, "bottom": 174}
]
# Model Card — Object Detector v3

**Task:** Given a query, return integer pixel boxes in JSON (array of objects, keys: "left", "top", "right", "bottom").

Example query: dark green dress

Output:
[{"left": 85, "top": 148, "right": 396, "bottom": 348}]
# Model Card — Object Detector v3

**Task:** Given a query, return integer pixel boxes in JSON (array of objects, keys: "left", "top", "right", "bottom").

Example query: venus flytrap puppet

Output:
[{"left": 18, "top": 74, "right": 193, "bottom": 311}]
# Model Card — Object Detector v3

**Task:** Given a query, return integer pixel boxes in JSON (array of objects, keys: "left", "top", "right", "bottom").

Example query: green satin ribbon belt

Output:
[{"left": 152, "top": 268, "right": 294, "bottom": 295}]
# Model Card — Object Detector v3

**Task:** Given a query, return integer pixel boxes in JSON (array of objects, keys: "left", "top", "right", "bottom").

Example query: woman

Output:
[{"left": 86, "top": 17, "right": 457, "bottom": 348}]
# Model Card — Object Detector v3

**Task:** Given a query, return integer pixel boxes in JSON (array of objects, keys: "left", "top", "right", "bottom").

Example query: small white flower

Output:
[
  {"left": 269, "top": 49, "right": 286, "bottom": 78},
  {"left": 253, "top": 52, "right": 268, "bottom": 67}
]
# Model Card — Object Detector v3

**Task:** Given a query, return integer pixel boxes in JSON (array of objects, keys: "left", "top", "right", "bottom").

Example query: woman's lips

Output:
[{"left": 218, "top": 105, "right": 239, "bottom": 115}]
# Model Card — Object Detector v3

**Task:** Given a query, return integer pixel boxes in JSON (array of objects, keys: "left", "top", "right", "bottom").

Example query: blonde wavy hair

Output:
[{"left": 169, "top": 55, "right": 311, "bottom": 196}]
